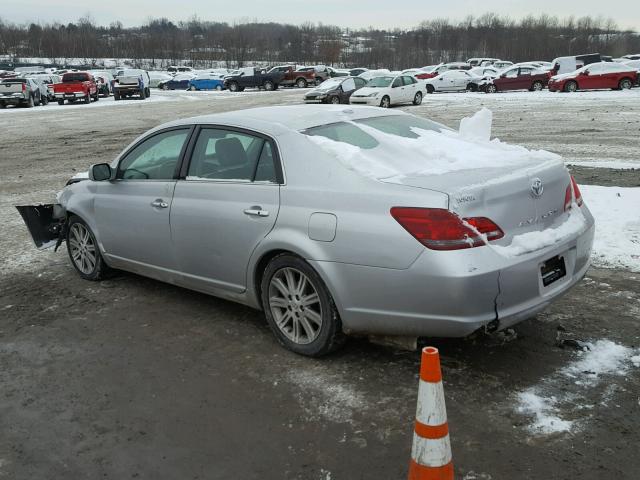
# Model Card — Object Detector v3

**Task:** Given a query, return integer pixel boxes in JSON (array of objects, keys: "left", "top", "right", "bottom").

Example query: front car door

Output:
[
  {"left": 170, "top": 126, "right": 282, "bottom": 294},
  {"left": 94, "top": 127, "right": 192, "bottom": 274},
  {"left": 496, "top": 67, "right": 519, "bottom": 91},
  {"left": 389, "top": 76, "right": 405, "bottom": 103},
  {"left": 401, "top": 76, "right": 418, "bottom": 98},
  {"left": 339, "top": 77, "right": 357, "bottom": 102}
]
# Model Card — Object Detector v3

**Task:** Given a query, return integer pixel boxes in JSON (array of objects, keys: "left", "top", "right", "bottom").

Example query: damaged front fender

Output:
[{"left": 16, "top": 204, "right": 67, "bottom": 250}]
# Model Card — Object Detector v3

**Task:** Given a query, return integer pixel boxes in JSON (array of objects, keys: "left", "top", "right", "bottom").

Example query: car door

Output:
[
  {"left": 451, "top": 71, "right": 470, "bottom": 91},
  {"left": 340, "top": 77, "right": 357, "bottom": 102},
  {"left": 93, "top": 127, "right": 192, "bottom": 273},
  {"left": 170, "top": 127, "right": 282, "bottom": 294},
  {"left": 389, "top": 76, "right": 405, "bottom": 104},
  {"left": 580, "top": 65, "right": 599, "bottom": 89},
  {"left": 496, "top": 67, "right": 519, "bottom": 91},
  {"left": 401, "top": 76, "right": 418, "bottom": 99},
  {"left": 514, "top": 67, "right": 532, "bottom": 89}
]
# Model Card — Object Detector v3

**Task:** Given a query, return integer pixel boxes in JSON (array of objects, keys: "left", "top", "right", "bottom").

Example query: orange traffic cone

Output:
[{"left": 408, "top": 346, "right": 454, "bottom": 480}]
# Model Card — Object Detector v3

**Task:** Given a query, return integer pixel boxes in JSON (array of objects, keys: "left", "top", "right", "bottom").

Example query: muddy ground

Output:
[{"left": 1, "top": 88, "right": 639, "bottom": 479}]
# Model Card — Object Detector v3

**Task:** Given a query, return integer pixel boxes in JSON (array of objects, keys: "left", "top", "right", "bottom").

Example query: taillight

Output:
[
  {"left": 390, "top": 207, "right": 504, "bottom": 251},
  {"left": 564, "top": 184, "right": 572, "bottom": 211},
  {"left": 570, "top": 175, "right": 583, "bottom": 206},
  {"left": 22, "top": 83, "right": 26, "bottom": 92}
]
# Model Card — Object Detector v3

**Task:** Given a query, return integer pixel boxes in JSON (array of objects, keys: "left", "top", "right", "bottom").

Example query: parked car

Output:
[
  {"left": 350, "top": 74, "right": 424, "bottom": 107},
  {"left": 157, "top": 73, "right": 196, "bottom": 90},
  {"left": 357, "top": 69, "right": 391, "bottom": 81},
  {"left": 548, "top": 62, "right": 638, "bottom": 92},
  {"left": 167, "top": 66, "right": 194, "bottom": 74},
  {"left": 416, "top": 62, "right": 472, "bottom": 80},
  {"left": 622, "top": 54, "right": 640, "bottom": 61},
  {"left": 16, "top": 105, "right": 595, "bottom": 356},
  {"left": 53, "top": 72, "right": 99, "bottom": 105},
  {"left": 467, "top": 57, "right": 499, "bottom": 67},
  {"left": 0, "top": 78, "right": 42, "bottom": 108},
  {"left": 622, "top": 60, "right": 640, "bottom": 85},
  {"left": 188, "top": 73, "right": 225, "bottom": 91},
  {"left": 425, "top": 70, "right": 484, "bottom": 93},
  {"left": 299, "top": 66, "right": 350, "bottom": 84},
  {"left": 90, "top": 70, "right": 114, "bottom": 96},
  {"left": 148, "top": 71, "right": 173, "bottom": 88},
  {"left": 223, "top": 67, "right": 285, "bottom": 91},
  {"left": 268, "top": 65, "right": 316, "bottom": 88},
  {"left": 24, "top": 73, "right": 59, "bottom": 101},
  {"left": 468, "top": 66, "right": 499, "bottom": 78},
  {"left": 491, "top": 60, "right": 514, "bottom": 69},
  {"left": 480, "top": 66, "right": 550, "bottom": 93},
  {"left": 551, "top": 53, "right": 604, "bottom": 75},
  {"left": 113, "top": 69, "right": 151, "bottom": 100},
  {"left": 304, "top": 76, "right": 367, "bottom": 104},
  {"left": 349, "top": 68, "right": 368, "bottom": 76}
]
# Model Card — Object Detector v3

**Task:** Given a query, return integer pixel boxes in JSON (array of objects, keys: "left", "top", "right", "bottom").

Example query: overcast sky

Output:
[{"left": 3, "top": 0, "right": 640, "bottom": 30}]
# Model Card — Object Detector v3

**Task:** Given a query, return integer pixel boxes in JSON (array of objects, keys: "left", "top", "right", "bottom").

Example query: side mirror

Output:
[
  {"left": 582, "top": 71, "right": 590, "bottom": 76},
  {"left": 89, "top": 163, "right": 112, "bottom": 181},
  {"left": 500, "top": 74, "right": 506, "bottom": 78}
]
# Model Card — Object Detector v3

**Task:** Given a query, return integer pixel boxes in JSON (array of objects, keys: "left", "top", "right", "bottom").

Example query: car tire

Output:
[
  {"left": 486, "top": 84, "right": 497, "bottom": 94},
  {"left": 264, "top": 80, "right": 275, "bottom": 91},
  {"left": 413, "top": 91, "right": 423, "bottom": 105},
  {"left": 66, "top": 215, "right": 110, "bottom": 281},
  {"left": 215, "top": 85, "right": 223, "bottom": 91},
  {"left": 426, "top": 84, "right": 435, "bottom": 94},
  {"left": 189, "top": 85, "right": 197, "bottom": 91},
  {"left": 296, "top": 78, "right": 307, "bottom": 88},
  {"left": 261, "top": 254, "right": 345, "bottom": 357},
  {"left": 93, "top": 92, "right": 99, "bottom": 101},
  {"left": 330, "top": 96, "right": 340, "bottom": 104},
  {"left": 466, "top": 83, "right": 478, "bottom": 92},
  {"left": 379, "top": 95, "right": 391, "bottom": 108},
  {"left": 228, "top": 82, "right": 239, "bottom": 92},
  {"left": 113, "top": 92, "right": 120, "bottom": 101},
  {"left": 161, "top": 84, "right": 169, "bottom": 90},
  {"left": 57, "top": 99, "right": 64, "bottom": 105},
  {"left": 564, "top": 81, "right": 578, "bottom": 93},
  {"left": 145, "top": 87, "right": 150, "bottom": 98},
  {"left": 531, "top": 81, "right": 544, "bottom": 91},
  {"left": 84, "top": 94, "right": 90, "bottom": 104},
  {"left": 619, "top": 78, "right": 633, "bottom": 90},
  {"left": 0, "top": 103, "right": 5, "bottom": 109},
  {"left": 41, "top": 95, "right": 49, "bottom": 105},
  {"left": 27, "top": 95, "right": 34, "bottom": 108}
]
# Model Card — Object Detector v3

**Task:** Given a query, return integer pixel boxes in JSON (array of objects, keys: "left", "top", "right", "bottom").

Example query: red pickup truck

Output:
[
  {"left": 267, "top": 65, "right": 316, "bottom": 87},
  {"left": 53, "top": 72, "right": 99, "bottom": 105}
]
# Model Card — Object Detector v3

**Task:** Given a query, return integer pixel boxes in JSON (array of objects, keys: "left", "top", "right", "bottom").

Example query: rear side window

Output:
[{"left": 187, "top": 128, "right": 278, "bottom": 183}]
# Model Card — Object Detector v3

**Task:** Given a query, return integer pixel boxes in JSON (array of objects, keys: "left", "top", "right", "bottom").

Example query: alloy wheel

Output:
[
  {"left": 69, "top": 223, "right": 97, "bottom": 275},
  {"left": 268, "top": 267, "right": 323, "bottom": 345}
]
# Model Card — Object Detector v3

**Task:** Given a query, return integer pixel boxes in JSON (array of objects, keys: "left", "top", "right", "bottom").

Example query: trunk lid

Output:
[
  {"left": 0, "top": 82, "right": 24, "bottom": 94},
  {"left": 383, "top": 160, "right": 570, "bottom": 243}
]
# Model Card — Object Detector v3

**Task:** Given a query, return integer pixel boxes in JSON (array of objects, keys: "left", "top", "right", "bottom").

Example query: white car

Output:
[
  {"left": 349, "top": 74, "right": 424, "bottom": 108},
  {"left": 357, "top": 69, "right": 391, "bottom": 81},
  {"left": 424, "top": 70, "right": 482, "bottom": 93},
  {"left": 469, "top": 67, "right": 499, "bottom": 78},
  {"left": 148, "top": 71, "right": 173, "bottom": 88}
]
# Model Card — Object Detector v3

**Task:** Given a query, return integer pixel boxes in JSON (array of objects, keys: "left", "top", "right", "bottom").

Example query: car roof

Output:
[{"left": 161, "top": 105, "right": 407, "bottom": 135}]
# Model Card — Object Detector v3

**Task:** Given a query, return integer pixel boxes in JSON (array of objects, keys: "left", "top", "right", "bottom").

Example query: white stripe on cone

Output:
[
  {"left": 411, "top": 433, "right": 453, "bottom": 467},
  {"left": 415, "top": 380, "right": 447, "bottom": 426}
]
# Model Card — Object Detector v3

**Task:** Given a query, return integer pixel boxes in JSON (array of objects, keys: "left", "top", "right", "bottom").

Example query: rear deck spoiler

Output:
[{"left": 16, "top": 204, "right": 66, "bottom": 250}]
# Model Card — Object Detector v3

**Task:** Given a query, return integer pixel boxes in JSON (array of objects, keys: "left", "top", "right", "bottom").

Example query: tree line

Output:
[{"left": 0, "top": 13, "right": 638, "bottom": 70}]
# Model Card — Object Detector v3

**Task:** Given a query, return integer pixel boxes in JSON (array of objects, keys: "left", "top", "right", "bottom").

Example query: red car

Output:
[
  {"left": 480, "top": 66, "right": 549, "bottom": 93},
  {"left": 53, "top": 72, "right": 99, "bottom": 105},
  {"left": 548, "top": 62, "right": 638, "bottom": 92}
]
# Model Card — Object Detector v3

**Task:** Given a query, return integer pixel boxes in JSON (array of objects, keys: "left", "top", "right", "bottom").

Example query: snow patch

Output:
[
  {"left": 459, "top": 108, "right": 492, "bottom": 142},
  {"left": 517, "top": 390, "right": 573, "bottom": 434},
  {"left": 563, "top": 339, "right": 635, "bottom": 385}
]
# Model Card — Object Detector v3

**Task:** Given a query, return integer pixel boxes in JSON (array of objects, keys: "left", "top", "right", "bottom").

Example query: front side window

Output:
[
  {"left": 391, "top": 77, "right": 403, "bottom": 88},
  {"left": 187, "top": 128, "right": 278, "bottom": 182},
  {"left": 504, "top": 69, "right": 518, "bottom": 78},
  {"left": 117, "top": 129, "right": 189, "bottom": 180}
]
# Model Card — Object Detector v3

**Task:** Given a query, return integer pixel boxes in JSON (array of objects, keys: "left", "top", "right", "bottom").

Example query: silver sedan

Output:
[{"left": 17, "top": 106, "right": 595, "bottom": 356}]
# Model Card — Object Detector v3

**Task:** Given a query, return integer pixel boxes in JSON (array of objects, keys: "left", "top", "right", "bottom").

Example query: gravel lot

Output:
[{"left": 1, "top": 88, "right": 639, "bottom": 479}]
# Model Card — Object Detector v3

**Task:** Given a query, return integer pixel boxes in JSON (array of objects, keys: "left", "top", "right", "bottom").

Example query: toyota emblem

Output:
[{"left": 531, "top": 178, "right": 544, "bottom": 197}]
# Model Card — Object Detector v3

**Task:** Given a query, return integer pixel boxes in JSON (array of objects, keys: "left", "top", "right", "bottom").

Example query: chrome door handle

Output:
[
  {"left": 244, "top": 207, "right": 269, "bottom": 217},
  {"left": 151, "top": 199, "right": 168, "bottom": 209}
]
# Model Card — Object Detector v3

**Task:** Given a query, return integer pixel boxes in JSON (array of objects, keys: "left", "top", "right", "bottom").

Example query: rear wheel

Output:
[
  {"left": 145, "top": 87, "right": 150, "bottom": 98},
  {"left": 426, "top": 84, "right": 435, "bottom": 94},
  {"left": 619, "top": 78, "right": 633, "bottom": 90},
  {"left": 296, "top": 78, "right": 308, "bottom": 88},
  {"left": 66, "top": 216, "right": 110, "bottom": 281},
  {"left": 485, "top": 84, "right": 497, "bottom": 94},
  {"left": 41, "top": 95, "right": 49, "bottom": 105},
  {"left": 113, "top": 92, "right": 120, "bottom": 101},
  {"left": 413, "top": 91, "right": 423, "bottom": 105},
  {"left": 329, "top": 96, "right": 340, "bottom": 104},
  {"left": 189, "top": 85, "right": 197, "bottom": 91},
  {"left": 26, "top": 95, "right": 34, "bottom": 107},
  {"left": 564, "top": 81, "right": 578, "bottom": 92},
  {"left": 531, "top": 81, "right": 544, "bottom": 91},
  {"left": 215, "top": 85, "right": 223, "bottom": 91},
  {"left": 57, "top": 99, "right": 64, "bottom": 105},
  {"left": 161, "top": 84, "right": 169, "bottom": 90},
  {"left": 261, "top": 254, "right": 345, "bottom": 357},
  {"left": 84, "top": 93, "right": 90, "bottom": 104},
  {"left": 380, "top": 95, "right": 391, "bottom": 108}
]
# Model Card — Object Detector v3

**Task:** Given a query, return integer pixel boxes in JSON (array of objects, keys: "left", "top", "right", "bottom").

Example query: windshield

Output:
[
  {"left": 302, "top": 115, "right": 447, "bottom": 149},
  {"left": 366, "top": 76, "right": 393, "bottom": 87},
  {"left": 316, "top": 78, "right": 343, "bottom": 91}
]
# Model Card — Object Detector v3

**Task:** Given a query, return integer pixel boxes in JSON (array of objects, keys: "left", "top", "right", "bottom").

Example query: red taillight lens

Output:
[
  {"left": 22, "top": 83, "right": 26, "bottom": 92},
  {"left": 564, "top": 184, "right": 572, "bottom": 211},
  {"left": 570, "top": 175, "right": 583, "bottom": 206},
  {"left": 390, "top": 207, "right": 504, "bottom": 251}
]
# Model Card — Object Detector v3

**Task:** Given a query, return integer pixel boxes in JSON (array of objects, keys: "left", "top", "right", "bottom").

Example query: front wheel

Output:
[
  {"left": 215, "top": 85, "right": 223, "bottom": 91},
  {"left": 264, "top": 80, "right": 275, "bottom": 91},
  {"left": 413, "top": 91, "right": 423, "bottom": 105},
  {"left": 57, "top": 99, "right": 64, "bottom": 105},
  {"left": 564, "top": 81, "right": 578, "bottom": 93},
  {"left": 228, "top": 82, "right": 239, "bottom": 92},
  {"left": 66, "top": 216, "right": 110, "bottom": 281},
  {"left": 485, "top": 84, "right": 497, "bottom": 94},
  {"left": 330, "top": 96, "right": 340, "bottom": 104},
  {"left": 189, "top": 85, "right": 197, "bottom": 91},
  {"left": 380, "top": 95, "right": 391, "bottom": 108},
  {"left": 261, "top": 254, "right": 345, "bottom": 357}
]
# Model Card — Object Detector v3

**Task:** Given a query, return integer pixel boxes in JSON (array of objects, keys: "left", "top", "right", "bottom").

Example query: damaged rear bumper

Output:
[{"left": 16, "top": 204, "right": 67, "bottom": 250}]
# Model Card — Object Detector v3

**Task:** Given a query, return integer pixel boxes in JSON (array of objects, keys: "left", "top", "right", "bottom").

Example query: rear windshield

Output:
[
  {"left": 1, "top": 79, "right": 26, "bottom": 83},
  {"left": 302, "top": 115, "right": 447, "bottom": 149},
  {"left": 63, "top": 73, "right": 89, "bottom": 82}
]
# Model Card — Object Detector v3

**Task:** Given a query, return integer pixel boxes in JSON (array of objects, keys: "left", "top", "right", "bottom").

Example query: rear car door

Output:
[
  {"left": 94, "top": 127, "right": 192, "bottom": 272},
  {"left": 389, "top": 76, "right": 405, "bottom": 103},
  {"left": 402, "top": 75, "right": 418, "bottom": 98},
  {"left": 170, "top": 127, "right": 282, "bottom": 294},
  {"left": 515, "top": 67, "right": 533, "bottom": 89}
]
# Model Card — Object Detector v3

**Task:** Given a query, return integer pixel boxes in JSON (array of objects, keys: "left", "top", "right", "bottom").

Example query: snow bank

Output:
[
  {"left": 306, "top": 110, "right": 561, "bottom": 181},
  {"left": 492, "top": 206, "right": 587, "bottom": 257},
  {"left": 580, "top": 185, "right": 640, "bottom": 272}
]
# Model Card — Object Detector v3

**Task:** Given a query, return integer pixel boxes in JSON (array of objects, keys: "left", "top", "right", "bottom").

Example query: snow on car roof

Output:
[{"left": 161, "top": 105, "right": 401, "bottom": 135}]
